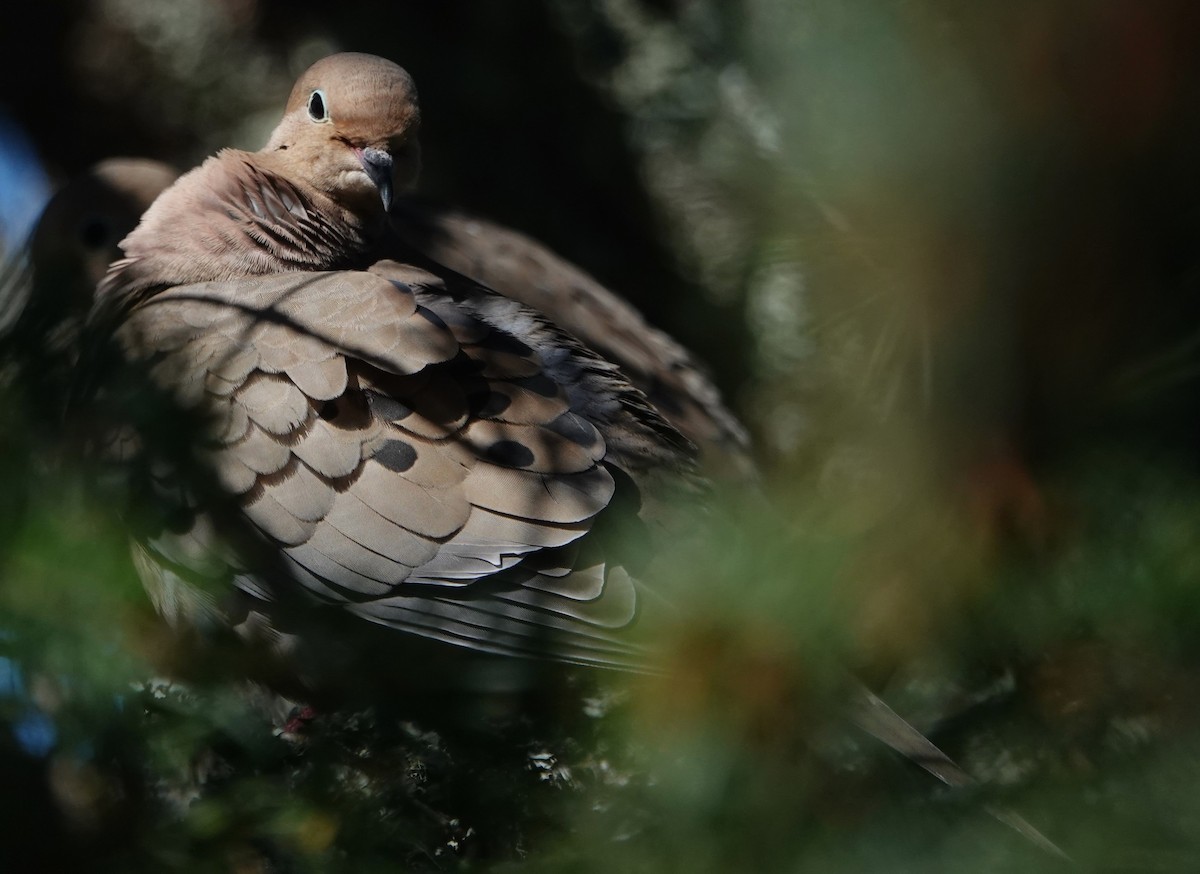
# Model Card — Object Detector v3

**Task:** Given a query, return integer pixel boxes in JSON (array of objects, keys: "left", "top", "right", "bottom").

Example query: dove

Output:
[
  {"left": 86, "top": 53, "right": 1062, "bottom": 856},
  {"left": 8, "top": 150, "right": 748, "bottom": 480},
  {"left": 96, "top": 52, "right": 698, "bottom": 678},
  {"left": 81, "top": 146, "right": 748, "bottom": 478}
]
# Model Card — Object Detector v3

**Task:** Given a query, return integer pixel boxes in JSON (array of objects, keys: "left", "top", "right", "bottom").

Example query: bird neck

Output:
[{"left": 100, "top": 151, "right": 383, "bottom": 311}]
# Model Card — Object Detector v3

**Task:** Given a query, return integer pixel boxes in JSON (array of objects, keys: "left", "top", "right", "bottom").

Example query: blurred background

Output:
[{"left": 5, "top": 0, "right": 1200, "bottom": 870}]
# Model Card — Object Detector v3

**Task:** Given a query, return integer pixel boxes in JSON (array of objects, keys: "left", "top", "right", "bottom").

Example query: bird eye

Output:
[
  {"left": 79, "top": 218, "right": 110, "bottom": 250},
  {"left": 307, "top": 89, "right": 329, "bottom": 122}
]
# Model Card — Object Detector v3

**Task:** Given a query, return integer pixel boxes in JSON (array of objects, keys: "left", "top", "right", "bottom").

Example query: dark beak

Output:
[{"left": 358, "top": 147, "right": 394, "bottom": 211}]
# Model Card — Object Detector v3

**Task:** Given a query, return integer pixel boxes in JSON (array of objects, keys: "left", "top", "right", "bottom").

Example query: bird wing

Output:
[
  {"left": 116, "top": 267, "right": 688, "bottom": 668},
  {"left": 388, "top": 199, "right": 755, "bottom": 480}
]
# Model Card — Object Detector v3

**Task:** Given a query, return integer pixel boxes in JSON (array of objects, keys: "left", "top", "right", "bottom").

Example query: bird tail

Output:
[{"left": 845, "top": 682, "right": 1071, "bottom": 862}]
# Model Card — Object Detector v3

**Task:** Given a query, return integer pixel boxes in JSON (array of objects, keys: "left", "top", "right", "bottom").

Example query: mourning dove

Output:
[
  {"left": 83, "top": 52, "right": 1066, "bottom": 855},
  {"left": 12, "top": 148, "right": 748, "bottom": 481},
  {"left": 97, "top": 53, "right": 699, "bottom": 673}
]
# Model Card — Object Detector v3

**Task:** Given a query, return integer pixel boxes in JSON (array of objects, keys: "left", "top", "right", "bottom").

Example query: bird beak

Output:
[{"left": 357, "top": 147, "right": 394, "bottom": 211}]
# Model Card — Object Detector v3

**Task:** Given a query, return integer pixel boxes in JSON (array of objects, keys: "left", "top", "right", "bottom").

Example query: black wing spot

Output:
[
  {"left": 375, "top": 439, "right": 417, "bottom": 473},
  {"left": 476, "top": 390, "right": 512, "bottom": 418},
  {"left": 366, "top": 392, "right": 414, "bottom": 422},
  {"left": 485, "top": 439, "right": 535, "bottom": 468}
]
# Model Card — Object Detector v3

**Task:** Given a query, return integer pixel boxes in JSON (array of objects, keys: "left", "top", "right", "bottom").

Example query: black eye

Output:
[
  {"left": 79, "top": 218, "right": 110, "bottom": 250},
  {"left": 307, "top": 89, "right": 329, "bottom": 122}
]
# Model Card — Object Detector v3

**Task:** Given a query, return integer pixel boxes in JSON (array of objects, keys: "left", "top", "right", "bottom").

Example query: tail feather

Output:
[{"left": 846, "top": 682, "right": 1072, "bottom": 863}]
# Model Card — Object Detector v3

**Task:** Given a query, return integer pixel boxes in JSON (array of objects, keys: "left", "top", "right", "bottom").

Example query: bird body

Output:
[
  {"left": 98, "top": 53, "right": 698, "bottom": 672},
  {"left": 101, "top": 151, "right": 376, "bottom": 304}
]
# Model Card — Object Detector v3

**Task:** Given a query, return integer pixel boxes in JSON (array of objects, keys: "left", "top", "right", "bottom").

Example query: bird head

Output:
[
  {"left": 265, "top": 53, "right": 421, "bottom": 215},
  {"left": 31, "top": 158, "right": 177, "bottom": 311}
]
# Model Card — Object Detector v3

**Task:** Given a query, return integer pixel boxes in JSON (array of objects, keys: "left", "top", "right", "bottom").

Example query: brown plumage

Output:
[
  {"left": 100, "top": 53, "right": 698, "bottom": 671},
  {"left": 100, "top": 53, "right": 420, "bottom": 306},
  {"left": 389, "top": 200, "right": 755, "bottom": 479}
]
